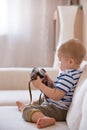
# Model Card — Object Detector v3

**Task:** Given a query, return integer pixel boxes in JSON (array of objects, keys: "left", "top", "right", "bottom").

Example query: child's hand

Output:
[
  {"left": 32, "top": 76, "right": 42, "bottom": 89},
  {"left": 44, "top": 74, "right": 53, "bottom": 84},
  {"left": 42, "top": 74, "right": 54, "bottom": 88},
  {"left": 44, "top": 74, "right": 49, "bottom": 80}
]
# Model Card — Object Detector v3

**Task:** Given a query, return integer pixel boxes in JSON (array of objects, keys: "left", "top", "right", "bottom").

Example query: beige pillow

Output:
[
  {"left": 79, "top": 92, "right": 87, "bottom": 130},
  {"left": 66, "top": 65, "right": 87, "bottom": 130}
]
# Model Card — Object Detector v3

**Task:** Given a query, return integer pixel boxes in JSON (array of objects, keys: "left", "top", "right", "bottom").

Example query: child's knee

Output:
[
  {"left": 22, "top": 107, "right": 32, "bottom": 122},
  {"left": 22, "top": 106, "right": 40, "bottom": 122}
]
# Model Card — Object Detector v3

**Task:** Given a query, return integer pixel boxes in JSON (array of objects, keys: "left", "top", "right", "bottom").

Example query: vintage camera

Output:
[
  {"left": 30, "top": 67, "right": 53, "bottom": 88},
  {"left": 29, "top": 67, "right": 54, "bottom": 104},
  {"left": 30, "top": 67, "right": 46, "bottom": 80},
  {"left": 29, "top": 67, "right": 46, "bottom": 104}
]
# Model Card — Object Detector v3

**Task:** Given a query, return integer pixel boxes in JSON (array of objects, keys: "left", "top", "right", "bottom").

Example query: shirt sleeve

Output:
[{"left": 54, "top": 72, "right": 74, "bottom": 93}]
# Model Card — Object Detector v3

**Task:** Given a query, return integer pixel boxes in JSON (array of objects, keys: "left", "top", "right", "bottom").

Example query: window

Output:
[{"left": 0, "top": 0, "right": 8, "bottom": 35}]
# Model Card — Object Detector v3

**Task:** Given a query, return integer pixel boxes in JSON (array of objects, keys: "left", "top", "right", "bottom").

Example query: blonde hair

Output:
[{"left": 58, "top": 39, "right": 86, "bottom": 65}]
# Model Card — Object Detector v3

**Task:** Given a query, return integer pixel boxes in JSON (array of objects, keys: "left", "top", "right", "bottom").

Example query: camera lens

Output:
[
  {"left": 32, "top": 67, "right": 39, "bottom": 73},
  {"left": 30, "top": 67, "right": 39, "bottom": 80},
  {"left": 39, "top": 68, "right": 46, "bottom": 78}
]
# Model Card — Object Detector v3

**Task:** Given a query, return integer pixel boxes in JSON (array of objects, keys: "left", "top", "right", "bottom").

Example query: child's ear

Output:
[{"left": 69, "top": 58, "right": 75, "bottom": 65}]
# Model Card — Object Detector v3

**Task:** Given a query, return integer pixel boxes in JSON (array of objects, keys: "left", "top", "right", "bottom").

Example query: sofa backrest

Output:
[{"left": 0, "top": 68, "right": 58, "bottom": 90}]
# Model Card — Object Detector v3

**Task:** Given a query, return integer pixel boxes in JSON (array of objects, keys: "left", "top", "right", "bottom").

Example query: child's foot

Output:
[
  {"left": 16, "top": 101, "right": 25, "bottom": 111},
  {"left": 37, "top": 117, "right": 56, "bottom": 128}
]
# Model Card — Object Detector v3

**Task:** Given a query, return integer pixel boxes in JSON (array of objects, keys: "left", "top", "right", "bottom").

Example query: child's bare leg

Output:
[
  {"left": 16, "top": 101, "right": 25, "bottom": 111},
  {"left": 31, "top": 111, "right": 56, "bottom": 128}
]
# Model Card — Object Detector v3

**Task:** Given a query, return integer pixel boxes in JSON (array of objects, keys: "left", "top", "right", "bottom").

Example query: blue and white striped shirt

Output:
[{"left": 46, "top": 69, "right": 83, "bottom": 110}]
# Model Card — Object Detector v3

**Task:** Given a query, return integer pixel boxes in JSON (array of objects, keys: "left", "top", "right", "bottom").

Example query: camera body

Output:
[
  {"left": 30, "top": 67, "right": 53, "bottom": 88},
  {"left": 29, "top": 67, "right": 54, "bottom": 104},
  {"left": 30, "top": 67, "right": 46, "bottom": 80}
]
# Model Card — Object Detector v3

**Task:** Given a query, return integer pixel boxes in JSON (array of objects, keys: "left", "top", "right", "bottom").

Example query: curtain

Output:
[{"left": 0, "top": 0, "right": 67, "bottom": 67}]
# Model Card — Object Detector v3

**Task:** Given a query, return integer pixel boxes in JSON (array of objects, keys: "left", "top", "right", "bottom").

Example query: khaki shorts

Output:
[{"left": 22, "top": 103, "right": 67, "bottom": 122}]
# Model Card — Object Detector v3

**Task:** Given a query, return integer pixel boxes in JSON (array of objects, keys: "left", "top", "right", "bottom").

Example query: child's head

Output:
[{"left": 58, "top": 39, "right": 86, "bottom": 71}]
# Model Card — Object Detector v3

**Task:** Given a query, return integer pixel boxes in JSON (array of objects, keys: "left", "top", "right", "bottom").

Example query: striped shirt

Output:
[{"left": 46, "top": 69, "right": 83, "bottom": 110}]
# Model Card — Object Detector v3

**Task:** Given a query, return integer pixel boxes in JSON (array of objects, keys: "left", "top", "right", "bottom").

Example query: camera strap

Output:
[
  {"left": 28, "top": 80, "right": 32, "bottom": 105},
  {"left": 28, "top": 77, "right": 54, "bottom": 105},
  {"left": 28, "top": 79, "right": 44, "bottom": 105}
]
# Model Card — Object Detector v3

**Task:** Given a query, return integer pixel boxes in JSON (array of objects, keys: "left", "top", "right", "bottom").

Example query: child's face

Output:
[{"left": 58, "top": 52, "right": 71, "bottom": 71}]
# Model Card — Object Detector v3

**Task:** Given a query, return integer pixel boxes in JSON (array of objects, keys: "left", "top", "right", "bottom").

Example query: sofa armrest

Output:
[{"left": 0, "top": 67, "right": 59, "bottom": 106}]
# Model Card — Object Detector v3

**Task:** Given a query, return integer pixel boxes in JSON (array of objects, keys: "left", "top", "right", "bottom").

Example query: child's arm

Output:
[{"left": 32, "top": 76, "right": 65, "bottom": 101}]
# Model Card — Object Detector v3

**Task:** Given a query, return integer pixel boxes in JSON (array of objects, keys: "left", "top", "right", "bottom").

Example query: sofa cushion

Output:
[
  {"left": 66, "top": 65, "right": 87, "bottom": 130},
  {"left": 0, "top": 90, "right": 41, "bottom": 106},
  {"left": 0, "top": 106, "right": 69, "bottom": 130}
]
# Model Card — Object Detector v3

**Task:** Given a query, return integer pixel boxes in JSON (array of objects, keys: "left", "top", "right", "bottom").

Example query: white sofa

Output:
[{"left": 0, "top": 66, "right": 87, "bottom": 130}]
